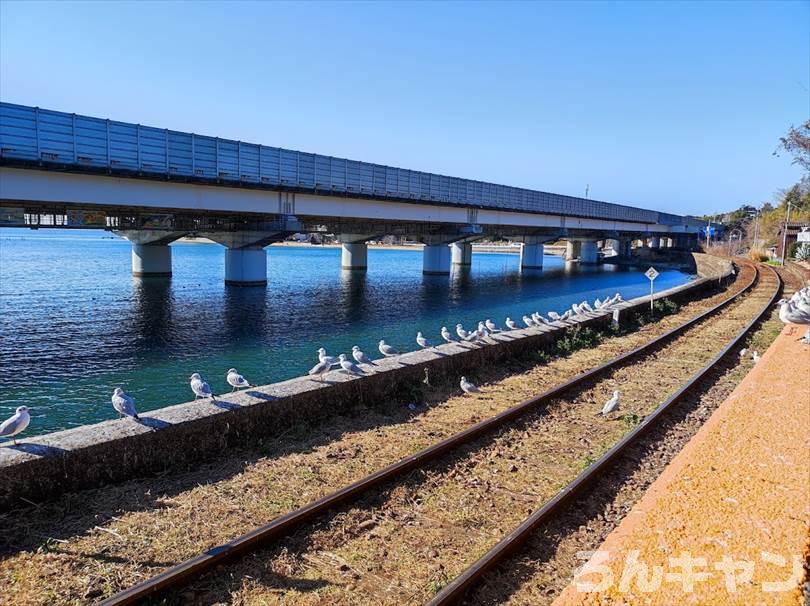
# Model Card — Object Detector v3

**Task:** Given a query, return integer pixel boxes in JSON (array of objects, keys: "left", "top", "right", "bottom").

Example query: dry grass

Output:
[{"left": 0, "top": 265, "right": 760, "bottom": 605}]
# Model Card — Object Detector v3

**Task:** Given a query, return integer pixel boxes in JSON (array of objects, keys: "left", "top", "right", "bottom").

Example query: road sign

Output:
[{"left": 645, "top": 267, "right": 659, "bottom": 312}]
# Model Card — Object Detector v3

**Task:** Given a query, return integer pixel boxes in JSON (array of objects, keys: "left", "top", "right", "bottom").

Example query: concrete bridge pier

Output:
[
  {"left": 451, "top": 241, "right": 473, "bottom": 266},
  {"left": 206, "top": 231, "right": 285, "bottom": 286},
  {"left": 423, "top": 243, "right": 452, "bottom": 275},
  {"left": 565, "top": 240, "right": 581, "bottom": 261},
  {"left": 580, "top": 240, "right": 599, "bottom": 264},
  {"left": 224, "top": 247, "right": 267, "bottom": 286},
  {"left": 117, "top": 230, "right": 187, "bottom": 277},
  {"left": 338, "top": 234, "right": 375, "bottom": 271},
  {"left": 519, "top": 236, "right": 546, "bottom": 269}
]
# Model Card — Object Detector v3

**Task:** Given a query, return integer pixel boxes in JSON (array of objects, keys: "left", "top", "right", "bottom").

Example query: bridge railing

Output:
[{"left": 0, "top": 102, "right": 699, "bottom": 227}]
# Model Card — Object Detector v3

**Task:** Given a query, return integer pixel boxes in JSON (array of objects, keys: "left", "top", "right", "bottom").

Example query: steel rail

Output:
[
  {"left": 101, "top": 262, "right": 763, "bottom": 606},
  {"left": 426, "top": 264, "right": 782, "bottom": 606}
]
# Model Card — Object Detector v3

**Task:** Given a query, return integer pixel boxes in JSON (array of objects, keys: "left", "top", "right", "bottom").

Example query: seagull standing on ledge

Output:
[
  {"left": 485, "top": 319, "right": 499, "bottom": 332},
  {"left": 416, "top": 331, "right": 431, "bottom": 349},
  {"left": 352, "top": 345, "right": 375, "bottom": 365},
  {"left": 111, "top": 388, "right": 139, "bottom": 420},
  {"left": 339, "top": 353, "right": 365, "bottom": 376},
  {"left": 601, "top": 391, "right": 620, "bottom": 416},
  {"left": 522, "top": 315, "right": 535, "bottom": 328},
  {"left": 548, "top": 311, "right": 561, "bottom": 321},
  {"left": 456, "top": 324, "right": 469, "bottom": 340},
  {"left": 0, "top": 406, "right": 30, "bottom": 445},
  {"left": 308, "top": 359, "right": 332, "bottom": 382},
  {"left": 317, "top": 348, "right": 339, "bottom": 367},
  {"left": 505, "top": 317, "right": 517, "bottom": 330},
  {"left": 460, "top": 376, "right": 480, "bottom": 394},
  {"left": 190, "top": 373, "right": 216, "bottom": 401},
  {"left": 441, "top": 326, "right": 457, "bottom": 343},
  {"left": 226, "top": 368, "right": 253, "bottom": 392},
  {"left": 379, "top": 340, "right": 399, "bottom": 357}
]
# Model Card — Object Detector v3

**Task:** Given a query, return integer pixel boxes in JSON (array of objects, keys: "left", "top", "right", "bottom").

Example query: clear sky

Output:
[{"left": 1, "top": 1, "right": 807, "bottom": 216}]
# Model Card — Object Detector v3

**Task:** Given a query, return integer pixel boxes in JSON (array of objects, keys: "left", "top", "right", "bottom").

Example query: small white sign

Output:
[{"left": 645, "top": 267, "right": 659, "bottom": 281}]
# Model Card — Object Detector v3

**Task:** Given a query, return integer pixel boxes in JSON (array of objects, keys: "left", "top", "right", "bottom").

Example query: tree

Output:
[{"left": 775, "top": 120, "right": 810, "bottom": 172}]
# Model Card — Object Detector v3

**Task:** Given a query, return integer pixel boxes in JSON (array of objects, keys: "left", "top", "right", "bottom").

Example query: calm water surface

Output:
[{"left": 0, "top": 229, "right": 694, "bottom": 436}]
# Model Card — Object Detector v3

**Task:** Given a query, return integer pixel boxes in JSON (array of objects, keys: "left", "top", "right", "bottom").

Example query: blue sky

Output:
[{"left": 1, "top": 1, "right": 807, "bottom": 216}]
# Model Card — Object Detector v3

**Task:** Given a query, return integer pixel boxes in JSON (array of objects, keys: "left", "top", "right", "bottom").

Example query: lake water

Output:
[{"left": 0, "top": 229, "right": 694, "bottom": 436}]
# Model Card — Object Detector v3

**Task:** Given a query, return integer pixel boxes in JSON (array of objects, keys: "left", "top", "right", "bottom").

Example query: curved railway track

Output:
[{"left": 99, "top": 261, "right": 780, "bottom": 605}]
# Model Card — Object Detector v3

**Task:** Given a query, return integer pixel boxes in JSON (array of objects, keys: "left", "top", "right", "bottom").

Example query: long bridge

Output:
[{"left": 0, "top": 102, "right": 704, "bottom": 284}]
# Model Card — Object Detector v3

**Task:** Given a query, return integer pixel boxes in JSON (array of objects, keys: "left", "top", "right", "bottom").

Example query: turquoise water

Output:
[{"left": 0, "top": 229, "right": 694, "bottom": 436}]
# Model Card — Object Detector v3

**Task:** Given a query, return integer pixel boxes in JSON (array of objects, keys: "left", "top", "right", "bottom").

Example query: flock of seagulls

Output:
[
  {"left": 778, "top": 285, "right": 810, "bottom": 344},
  {"left": 1, "top": 293, "right": 628, "bottom": 445}
]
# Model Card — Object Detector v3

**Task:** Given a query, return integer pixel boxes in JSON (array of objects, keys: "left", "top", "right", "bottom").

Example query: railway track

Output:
[{"left": 93, "top": 261, "right": 782, "bottom": 605}]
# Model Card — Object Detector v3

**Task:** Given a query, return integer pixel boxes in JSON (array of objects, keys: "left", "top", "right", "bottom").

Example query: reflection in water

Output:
[{"left": 0, "top": 229, "right": 694, "bottom": 435}]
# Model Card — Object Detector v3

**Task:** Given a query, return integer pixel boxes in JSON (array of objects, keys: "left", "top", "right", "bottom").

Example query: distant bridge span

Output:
[{"left": 0, "top": 102, "right": 702, "bottom": 284}]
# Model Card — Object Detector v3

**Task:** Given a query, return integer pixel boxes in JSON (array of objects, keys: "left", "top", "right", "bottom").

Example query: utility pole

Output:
[
  {"left": 585, "top": 184, "right": 590, "bottom": 199},
  {"left": 780, "top": 199, "right": 793, "bottom": 266}
]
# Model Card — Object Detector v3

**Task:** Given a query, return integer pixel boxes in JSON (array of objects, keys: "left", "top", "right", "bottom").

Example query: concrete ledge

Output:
[{"left": 0, "top": 254, "right": 730, "bottom": 509}]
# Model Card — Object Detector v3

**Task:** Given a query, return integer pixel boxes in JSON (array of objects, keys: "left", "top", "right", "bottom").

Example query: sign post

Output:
[{"left": 645, "top": 266, "right": 659, "bottom": 313}]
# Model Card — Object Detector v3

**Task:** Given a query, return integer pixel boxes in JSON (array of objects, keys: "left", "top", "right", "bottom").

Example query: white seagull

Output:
[
  {"left": 190, "top": 373, "right": 216, "bottom": 401},
  {"left": 0, "top": 406, "right": 31, "bottom": 445},
  {"left": 601, "top": 390, "right": 620, "bottom": 416},
  {"left": 580, "top": 300, "right": 594, "bottom": 313},
  {"left": 560, "top": 310, "right": 573, "bottom": 320},
  {"left": 485, "top": 319, "right": 498, "bottom": 332},
  {"left": 571, "top": 303, "right": 583, "bottom": 316},
  {"left": 522, "top": 315, "right": 535, "bottom": 328},
  {"left": 379, "top": 340, "right": 399, "bottom": 357},
  {"left": 752, "top": 351, "right": 761, "bottom": 363},
  {"left": 594, "top": 297, "right": 603, "bottom": 309},
  {"left": 441, "top": 326, "right": 457, "bottom": 343},
  {"left": 460, "top": 376, "right": 480, "bottom": 394},
  {"left": 547, "top": 311, "right": 562, "bottom": 321},
  {"left": 226, "top": 368, "right": 252, "bottom": 392},
  {"left": 317, "top": 347, "right": 340, "bottom": 367},
  {"left": 739, "top": 348, "right": 748, "bottom": 358},
  {"left": 308, "top": 359, "right": 332, "bottom": 381},
  {"left": 416, "top": 331, "right": 431, "bottom": 349},
  {"left": 456, "top": 324, "right": 469, "bottom": 340},
  {"left": 111, "top": 388, "right": 139, "bottom": 420},
  {"left": 339, "top": 353, "right": 365, "bottom": 376},
  {"left": 352, "top": 345, "right": 375, "bottom": 365},
  {"left": 505, "top": 317, "right": 518, "bottom": 330}
]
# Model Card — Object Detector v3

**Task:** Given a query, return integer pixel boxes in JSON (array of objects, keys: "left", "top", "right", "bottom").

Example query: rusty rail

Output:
[{"left": 426, "top": 264, "right": 781, "bottom": 605}]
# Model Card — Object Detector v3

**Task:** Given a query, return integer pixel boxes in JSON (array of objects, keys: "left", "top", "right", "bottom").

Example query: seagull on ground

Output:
[
  {"left": 548, "top": 311, "right": 561, "bottom": 321},
  {"left": 777, "top": 294, "right": 810, "bottom": 343},
  {"left": 752, "top": 351, "right": 761, "bottom": 363},
  {"left": 560, "top": 310, "right": 574, "bottom": 321},
  {"left": 571, "top": 303, "right": 583, "bottom": 316},
  {"left": 523, "top": 315, "right": 535, "bottom": 328},
  {"left": 739, "top": 348, "right": 748, "bottom": 358},
  {"left": 505, "top": 317, "right": 518, "bottom": 330},
  {"left": 111, "top": 388, "right": 139, "bottom": 420},
  {"left": 441, "top": 327, "right": 457, "bottom": 344},
  {"left": 456, "top": 324, "right": 469, "bottom": 340},
  {"left": 190, "top": 373, "right": 216, "bottom": 401},
  {"left": 317, "top": 348, "right": 340, "bottom": 367},
  {"left": 580, "top": 300, "right": 594, "bottom": 313},
  {"left": 308, "top": 359, "right": 332, "bottom": 382},
  {"left": 465, "top": 328, "right": 482, "bottom": 343},
  {"left": 0, "top": 406, "right": 31, "bottom": 445},
  {"left": 460, "top": 376, "right": 480, "bottom": 394},
  {"left": 533, "top": 312, "right": 550, "bottom": 325},
  {"left": 594, "top": 297, "right": 603, "bottom": 309},
  {"left": 601, "top": 391, "right": 620, "bottom": 416},
  {"left": 352, "top": 345, "right": 375, "bottom": 365},
  {"left": 485, "top": 319, "right": 499, "bottom": 332},
  {"left": 416, "top": 331, "right": 431, "bottom": 349},
  {"left": 226, "top": 368, "right": 253, "bottom": 392},
  {"left": 379, "top": 340, "right": 399, "bottom": 357},
  {"left": 339, "top": 353, "right": 365, "bottom": 376}
]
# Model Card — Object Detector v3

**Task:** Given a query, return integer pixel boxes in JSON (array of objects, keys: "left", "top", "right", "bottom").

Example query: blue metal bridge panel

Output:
[{"left": 0, "top": 102, "right": 703, "bottom": 227}]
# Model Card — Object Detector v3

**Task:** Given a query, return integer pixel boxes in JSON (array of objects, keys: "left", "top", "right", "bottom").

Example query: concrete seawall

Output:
[{"left": 0, "top": 254, "right": 732, "bottom": 510}]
